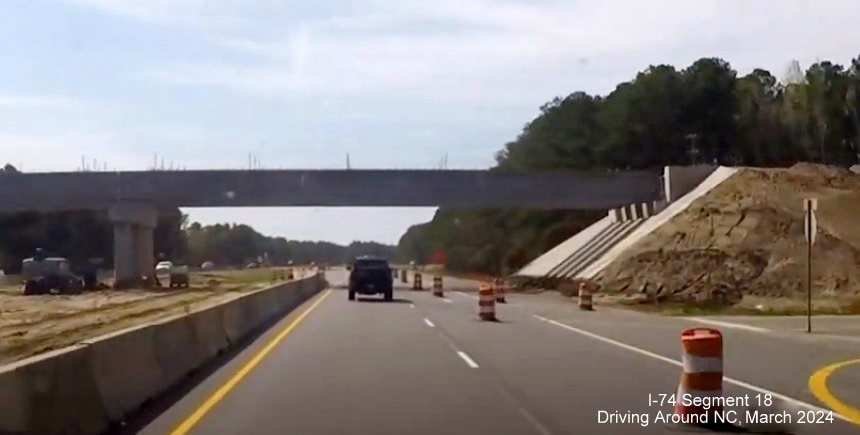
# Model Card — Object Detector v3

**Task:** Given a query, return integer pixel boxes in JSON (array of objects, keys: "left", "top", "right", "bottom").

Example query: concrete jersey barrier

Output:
[{"left": 0, "top": 272, "right": 328, "bottom": 435}]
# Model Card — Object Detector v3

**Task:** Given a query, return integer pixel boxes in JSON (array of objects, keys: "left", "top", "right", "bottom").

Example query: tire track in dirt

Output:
[
  {"left": 0, "top": 288, "right": 262, "bottom": 365},
  {"left": 1, "top": 292, "right": 190, "bottom": 328}
]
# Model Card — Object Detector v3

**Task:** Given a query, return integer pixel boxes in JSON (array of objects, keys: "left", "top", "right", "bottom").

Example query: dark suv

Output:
[{"left": 348, "top": 257, "right": 394, "bottom": 301}]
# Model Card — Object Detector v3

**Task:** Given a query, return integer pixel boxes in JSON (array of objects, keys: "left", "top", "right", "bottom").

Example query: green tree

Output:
[
  {"left": 183, "top": 222, "right": 396, "bottom": 268},
  {"left": 397, "top": 54, "right": 860, "bottom": 276}
]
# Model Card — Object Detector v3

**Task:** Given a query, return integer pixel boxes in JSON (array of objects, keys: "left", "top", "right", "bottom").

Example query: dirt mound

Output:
[{"left": 599, "top": 163, "right": 860, "bottom": 306}]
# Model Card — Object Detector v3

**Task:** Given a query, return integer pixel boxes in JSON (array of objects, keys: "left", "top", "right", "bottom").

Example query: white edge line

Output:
[
  {"left": 457, "top": 351, "right": 479, "bottom": 368},
  {"left": 442, "top": 298, "right": 453, "bottom": 303},
  {"left": 684, "top": 316, "right": 771, "bottom": 333},
  {"left": 518, "top": 407, "right": 553, "bottom": 435},
  {"left": 424, "top": 318, "right": 435, "bottom": 328},
  {"left": 532, "top": 315, "right": 852, "bottom": 423}
]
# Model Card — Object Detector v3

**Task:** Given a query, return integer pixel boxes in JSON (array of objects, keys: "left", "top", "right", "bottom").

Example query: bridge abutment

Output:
[
  {"left": 662, "top": 165, "right": 718, "bottom": 202},
  {"left": 108, "top": 202, "right": 158, "bottom": 289}
]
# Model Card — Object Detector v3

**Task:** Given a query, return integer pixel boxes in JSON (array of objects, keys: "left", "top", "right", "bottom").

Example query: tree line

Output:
[
  {"left": 0, "top": 208, "right": 186, "bottom": 274},
  {"left": 396, "top": 55, "right": 860, "bottom": 275},
  {"left": 184, "top": 221, "right": 396, "bottom": 268}
]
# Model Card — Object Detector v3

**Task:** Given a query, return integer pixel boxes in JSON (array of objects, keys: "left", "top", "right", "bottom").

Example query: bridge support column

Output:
[
  {"left": 134, "top": 225, "right": 156, "bottom": 286},
  {"left": 113, "top": 223, "right": 135, "bottom": 288},
  {"left": 109, "top": 202, "right": 158, "bottom": 289}
]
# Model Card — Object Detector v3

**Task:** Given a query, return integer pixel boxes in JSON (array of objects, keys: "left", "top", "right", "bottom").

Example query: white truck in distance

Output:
[{"left": 155, "top": 261, "right": 190, "bottom": 288}]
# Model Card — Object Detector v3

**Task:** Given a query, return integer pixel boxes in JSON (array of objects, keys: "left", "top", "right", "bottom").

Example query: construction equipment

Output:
[
  {"left": 21, "top": 256, "right": 85, "bottom": 295},
  {"left": 155, "top": 260, "right": 190, "bottom": 288},
  {"left": 169, "top": 265, "right": 190, "bottom": 288},
  {"left": 79, "top": 258, "right": 105, "bottom": 290}
]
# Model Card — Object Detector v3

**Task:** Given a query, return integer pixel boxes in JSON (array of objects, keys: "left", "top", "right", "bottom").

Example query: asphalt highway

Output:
[{"left": 136, "top": 268, "right": 860, "bottom": 434}]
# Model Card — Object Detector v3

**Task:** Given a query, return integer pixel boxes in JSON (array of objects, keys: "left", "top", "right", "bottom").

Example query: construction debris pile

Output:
[{"left": 598, "top": 164, "right": 860, "bottom": 305}]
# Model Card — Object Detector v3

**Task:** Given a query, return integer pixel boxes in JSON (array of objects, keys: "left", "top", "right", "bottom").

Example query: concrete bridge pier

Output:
[{"left": 108, "top": 202, "right": 158, "bottom": 289}]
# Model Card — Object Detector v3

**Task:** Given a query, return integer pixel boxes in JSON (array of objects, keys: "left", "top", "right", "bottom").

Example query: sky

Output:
[{"left": 2, "top": 0, "right": 860, "bottom": 245}]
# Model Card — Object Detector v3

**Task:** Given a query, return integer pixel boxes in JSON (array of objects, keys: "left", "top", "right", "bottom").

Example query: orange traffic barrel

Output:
[
  {"left": 578, "top": 282, "right": 593, "bottom": 310},
  {"left": 494, "top": 279, "right": 506, "bottom": 303},
  {"left": 478, "top": 282, "right": 496, "bottom": 321},
  {"left": 674, "top": 328, "right": 723, "bottom": 425},
  {"left": 432, "top": 276, "right": 443, "bottom": 297}
]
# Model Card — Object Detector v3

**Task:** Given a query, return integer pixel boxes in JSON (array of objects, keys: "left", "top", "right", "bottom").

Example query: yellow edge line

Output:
[
  {"left": 808, "top": 358, "right": 860, "bottom": 426},
  {"left": 171, "top": 289, "right": 332, "bottom": 434}
]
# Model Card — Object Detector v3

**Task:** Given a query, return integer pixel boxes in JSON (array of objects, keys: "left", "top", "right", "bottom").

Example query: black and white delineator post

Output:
[
  {"left": 432, "top": 276, "right": 443, "bottom": 297},
  {"left": 803, "top": 198, "right": 817, "bottom": 333}
]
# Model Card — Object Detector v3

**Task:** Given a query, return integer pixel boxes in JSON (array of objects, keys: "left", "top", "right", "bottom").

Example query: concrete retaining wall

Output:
[
  {"left": 579, "top": 166, "right": 739, "bottom": 280},
  {"left": 609, "top": 201, "right": 662, "bottom": 223},
  {"left": 663, "top": 165, "right": 718, "bottom": 202},
  {"left": 516, "top": 200, "right": 660, "bottom": 278},
  {"left": 513, "top": 165, "right": 723, "bottom": 281},
  {"left": 515, "top": 215, "right": 614, "bottom": 277},
  {"left": 0, "top": 272, "right": 327, "bottom": 434}
]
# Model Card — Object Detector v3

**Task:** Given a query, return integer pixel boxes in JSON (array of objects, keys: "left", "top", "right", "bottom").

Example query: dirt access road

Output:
[{"left": 0, "top": 267, "right": 308, "bottom": 366}]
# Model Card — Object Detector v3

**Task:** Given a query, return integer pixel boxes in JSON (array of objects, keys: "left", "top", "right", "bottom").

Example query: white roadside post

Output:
[{"left": 803, "top": 198, "right": 817, "bottom": 333}]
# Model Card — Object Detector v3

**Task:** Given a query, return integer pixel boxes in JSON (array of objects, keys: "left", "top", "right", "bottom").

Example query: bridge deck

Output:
[{"left": 0, "top": 169, "right": 661, "bottom": 211}]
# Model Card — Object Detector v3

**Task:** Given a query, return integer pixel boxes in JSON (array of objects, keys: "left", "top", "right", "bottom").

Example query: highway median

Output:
[{"left": 0, "top": 271, "right": 328, "bottom": 435}]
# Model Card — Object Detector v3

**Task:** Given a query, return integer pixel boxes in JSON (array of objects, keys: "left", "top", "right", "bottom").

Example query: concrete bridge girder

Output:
[
  {"left": 0, "top": 169, "right": 664, "bottom": 211},
  {"left": 108, "top": 202, "right": 158, "bottom": 289}
]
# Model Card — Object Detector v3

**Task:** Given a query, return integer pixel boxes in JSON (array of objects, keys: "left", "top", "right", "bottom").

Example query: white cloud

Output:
[
  {"left": 0, "top": 94, "right": 110, "bottom": 111},
  {"left": 131, "top": 0, "right": 860, "bottom": 106},
  {"left": 62, "top": 0, "right": 244, "bottom": 29}
]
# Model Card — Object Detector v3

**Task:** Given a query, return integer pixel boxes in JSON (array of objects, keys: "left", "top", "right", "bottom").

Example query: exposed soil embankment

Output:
[{"left": 598, "top": 164, "right": 860, "bottom": 310}]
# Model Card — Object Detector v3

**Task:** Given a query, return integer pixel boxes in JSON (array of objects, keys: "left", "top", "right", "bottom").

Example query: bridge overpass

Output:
[
  {"left": 0, "top": 169, "right": 661, "bottom": 210},
  {"left": 0, "top": 168, "right": 664, "bottom": 287}
]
